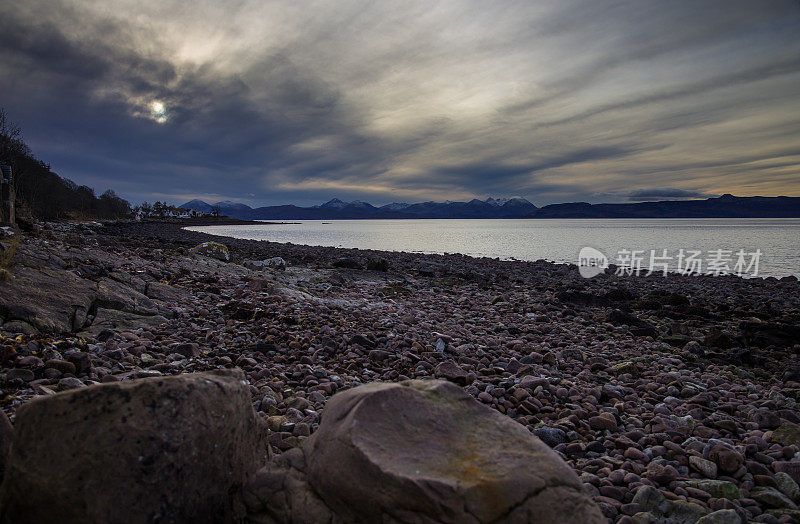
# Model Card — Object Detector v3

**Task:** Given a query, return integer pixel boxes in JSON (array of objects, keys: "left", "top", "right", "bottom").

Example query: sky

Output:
[{"left": 1, "top": 0, "right": 799, "bottom": 207}]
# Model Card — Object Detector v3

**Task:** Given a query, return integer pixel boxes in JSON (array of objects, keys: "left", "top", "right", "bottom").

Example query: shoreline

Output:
[
  {"left": 182, "top": 219, "right": 800, "bottom": 280},
  {"left": 1, "top": 219, "right": 799, "bottom": 522}
]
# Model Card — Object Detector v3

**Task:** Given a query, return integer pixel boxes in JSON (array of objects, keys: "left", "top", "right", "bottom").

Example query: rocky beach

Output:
[{"left": 1, "top": 219, "right": 799, "bottom": 523}]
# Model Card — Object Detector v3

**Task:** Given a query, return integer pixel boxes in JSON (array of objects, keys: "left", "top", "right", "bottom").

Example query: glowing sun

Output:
[{"left": 150, "top": 101, "right": 168, "bottom": 124}]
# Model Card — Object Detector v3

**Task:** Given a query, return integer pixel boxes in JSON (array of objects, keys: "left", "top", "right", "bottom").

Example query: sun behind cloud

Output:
[{"left": 150, "top": 101, "right": 168, "bottom": 124}]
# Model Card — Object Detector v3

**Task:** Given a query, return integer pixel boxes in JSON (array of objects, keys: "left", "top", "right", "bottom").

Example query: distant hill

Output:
[
  {"left": 181, "top": 199, "right": 214, "bottom": 214},
  {"left": 180, "top": 197, "right": 538, "bottom": 219},
  {"left": 527, "top": 194, "right": 800, "bottom": 218},
  {"left": 179, "top": 194, "right": 800, "bottom": 220}
]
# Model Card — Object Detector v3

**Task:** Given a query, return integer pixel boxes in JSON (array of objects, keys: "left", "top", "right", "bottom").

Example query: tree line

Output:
[
  {"left": 0, "top": 108, "right": 131, "bottom": 221},
  {"left": 133, "top": 201, "right": 206, "bottom": 218}
]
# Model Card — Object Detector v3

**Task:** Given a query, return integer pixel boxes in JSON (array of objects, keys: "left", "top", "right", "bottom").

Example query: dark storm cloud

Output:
[{"left": 0, "top": 0, "right": 798, "bottom": 206}]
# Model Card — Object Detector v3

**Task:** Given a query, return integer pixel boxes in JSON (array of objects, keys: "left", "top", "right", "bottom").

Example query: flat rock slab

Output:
[
  {"left": 264, "top": 380, "right": 603, "bottom": 523},
  {"left": 0, "top": 369, "right": 268, "bottom": 523},
  {"left": 0, "top": 265, "right": 97, "bottom": 333},
  {"left": 81, "top": 307, "right": 168, "bottom": 335}
]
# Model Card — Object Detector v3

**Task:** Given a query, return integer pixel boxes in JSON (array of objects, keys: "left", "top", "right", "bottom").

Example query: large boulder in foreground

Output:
[
  {"left": 245, "top": 380, "right": 603, "bottom": 523},
  {"left": 0, "top": 369, "right": 268, "bottom": 523}
]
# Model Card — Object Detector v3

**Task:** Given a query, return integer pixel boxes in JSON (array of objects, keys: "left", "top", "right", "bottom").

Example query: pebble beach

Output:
[{"left": 1, "top": 219, "right": 799, "bottom": 523}]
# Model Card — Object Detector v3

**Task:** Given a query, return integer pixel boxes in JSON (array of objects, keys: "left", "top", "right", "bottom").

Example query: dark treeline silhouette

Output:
[{"left": 0, "top": 109, "right": 131, "bottom": 221}]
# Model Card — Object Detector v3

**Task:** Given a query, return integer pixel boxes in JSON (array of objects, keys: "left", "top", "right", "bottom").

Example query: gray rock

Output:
[
  {"left": 696, "top": 508, "right": 741, "bottom": 524},
  {"left": 83, "top": 308, "right": 168, "bottom": 336},
  {"left": 0, "top": 369, "right": 268, "bottom": 523},
  {"left": 686, "top": 480, "right": 742, "bottom": 500},
  {"left": 245, "top": 257, "right": 286, "bottom": 271},
  {"left": 772, "top": 423, "right": 800, "bottom": 447},
  {"left": 0, "top": 263, "right": 97, "bottom": 333},
  {"left": 190, "top": 241, "right": 230, "bottom": 261},
  {"left": 248, "top": 380, "right": 604, "bottom": 523},
  {"left": 561, "top": 347, "right": 584, "bottom": 361},
  {"left": 690, "top": 455, "right": 718, "bottom": 478},
  {"left": 775, "top": 471, "right": 800, "bottom": 502},
  {"left": 5, "top": 368, "right": 34, "bottom": 382},
  {"left": 434, "top": 361, "right": 469, "bottom": 385},
  {"left": 632, "top": 485, "right": 669, "bottom": 515},
  {"left": 750, "top": 486, "right": 798, "bottom": 509},
  {"left": 366, "top": 258, "right": 389, "bottom": 271},
  {"left": 145, "top": 281, "right": 193, "bottom": 302},
  {"left": 332, "top": 257, "right": 361, "bottom": 269},
  {"left": 0, "top": 320, "right": 37, "bottom": 335},
  {"left": 57, "top": 377, "right": 85, "bottom": 390},
  {"left": 533, "top": 426, "right": 567, "bottom": 448},
  {"left": 665, "top": 500, "right": 710, "bottom": 523}
]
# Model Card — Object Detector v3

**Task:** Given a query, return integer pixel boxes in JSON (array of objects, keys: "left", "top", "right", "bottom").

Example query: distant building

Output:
[{"left": 0, "top": 165, "right": 14, "bottom": 224}]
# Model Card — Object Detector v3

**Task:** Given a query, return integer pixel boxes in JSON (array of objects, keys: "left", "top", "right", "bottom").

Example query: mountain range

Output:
[
  {"left": 180, "top": 194, "right": 800, "bottom": 220},
  {"left": 180, "top": 197, "right": 538, "bottom": 219}
]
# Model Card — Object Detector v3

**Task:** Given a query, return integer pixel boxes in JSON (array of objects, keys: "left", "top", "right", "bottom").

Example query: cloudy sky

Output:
[{"left": 1, "top": 0, "right": 799, "bottom": 206}]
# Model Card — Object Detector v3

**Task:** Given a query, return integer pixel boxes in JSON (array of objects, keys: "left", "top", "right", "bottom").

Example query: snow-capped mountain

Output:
[
  {"left": 180, "top": 197, "right": 537, "bottom": 219},
  {"left": 380, "top": 202, "right": 411, "bottom": 211}
]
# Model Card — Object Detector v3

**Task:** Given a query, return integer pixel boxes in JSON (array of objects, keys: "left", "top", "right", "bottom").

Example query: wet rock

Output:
[
  {"left": 611, "top": 361, "right": 638, "bottom": 376},
  {"left": 434, "top": 361, "right": 469, "bottom": 385},
  {"left": 750, "top": 487, "right": 798, "bottom": 509},
  {"left": 665, "top": 500, "right": 710, "bottom": 523},
  {"left": 332, "top": 257, "right": 361, "bottom": 269},
  {"left": 686, "top": 480, "right": 742, "bottom": 500},
  {"left": 772, "top": 423, "right": 800, "bottom": 447},
  {"left": 774, "top": 472, "right": 800, "bottom": 502},
  {"left": 245, "top": 257, "right": 286, "bottom": 271},
  {"left": 366, "top": 258, "right": 389, "bottom": 272},
  {"left": 632, "top": 485, "right": 669, "bottom": 515},
  {"left": 589, "top": 413, "right": 619, "bottom": 432},
  {"left": 45, "top": 359, "right": 75, "bottom": 375},
  {"left": 742, "top": 321, "right": 800, "bottom": 349},
  {"left": 57, "top": 377, "right": 85, "bottom": 390},
  {"left": 705, "top": 329, "right": 734, "bottom": 349},
  {"left": 690, "top": 456, "right": 719, "bottom": 478},
  {"left": 646, "top": 463, "right": 679, "bottom": 485},
  {"left": 5, "top": 368, "right": 34, "bottom": 382},
  {"left": 349, "top": 334, "right": 375, "bottom": 348},
  {"left": 533, "top": 427, "right": 567, "bottom": 448},
  {"left": 172, "top": 342, "right": 200, "bottom": 358},
  {"left": 368, "top": 349, "right": 390, "bottom": 362},
  {"left": 606, "top": 310, "right": 658, "bottom": 337},
  {"left": 0, "top": 369, "right": 268, "bottom": 522},
  {"left": 696, "top": 509, "right": 742, "bottom": 524},
  {"left": 561, "top": 347, "right": 584, "bottom": 361},
  {"left": 145, "top": 281, "right": 193, "bottom": 302},
  {"left": 0, "top": 263, "right": 98, "bottom": 333},
  {"left": 0, "top": 320, "right": 37, "bottom": 335},
  {"left": 774, "top": 462, "right": 800, "bottom": 484},
  {"left": 66, "top": 352, "right": 92, "bottom": 374},
  {"left": 190, "top": 241, "right": 230, "bottom": 261},
  {"left": 83, "top": 308, "right": 168, "bottom": 336},
  {"left": 705, "top": 441, "right": 745, "bottom": 475}
]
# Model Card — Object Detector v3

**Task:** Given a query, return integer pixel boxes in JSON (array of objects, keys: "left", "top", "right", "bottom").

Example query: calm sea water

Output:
[{"left": 186, "top": 218, "right": 800, "bottom": 278}]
